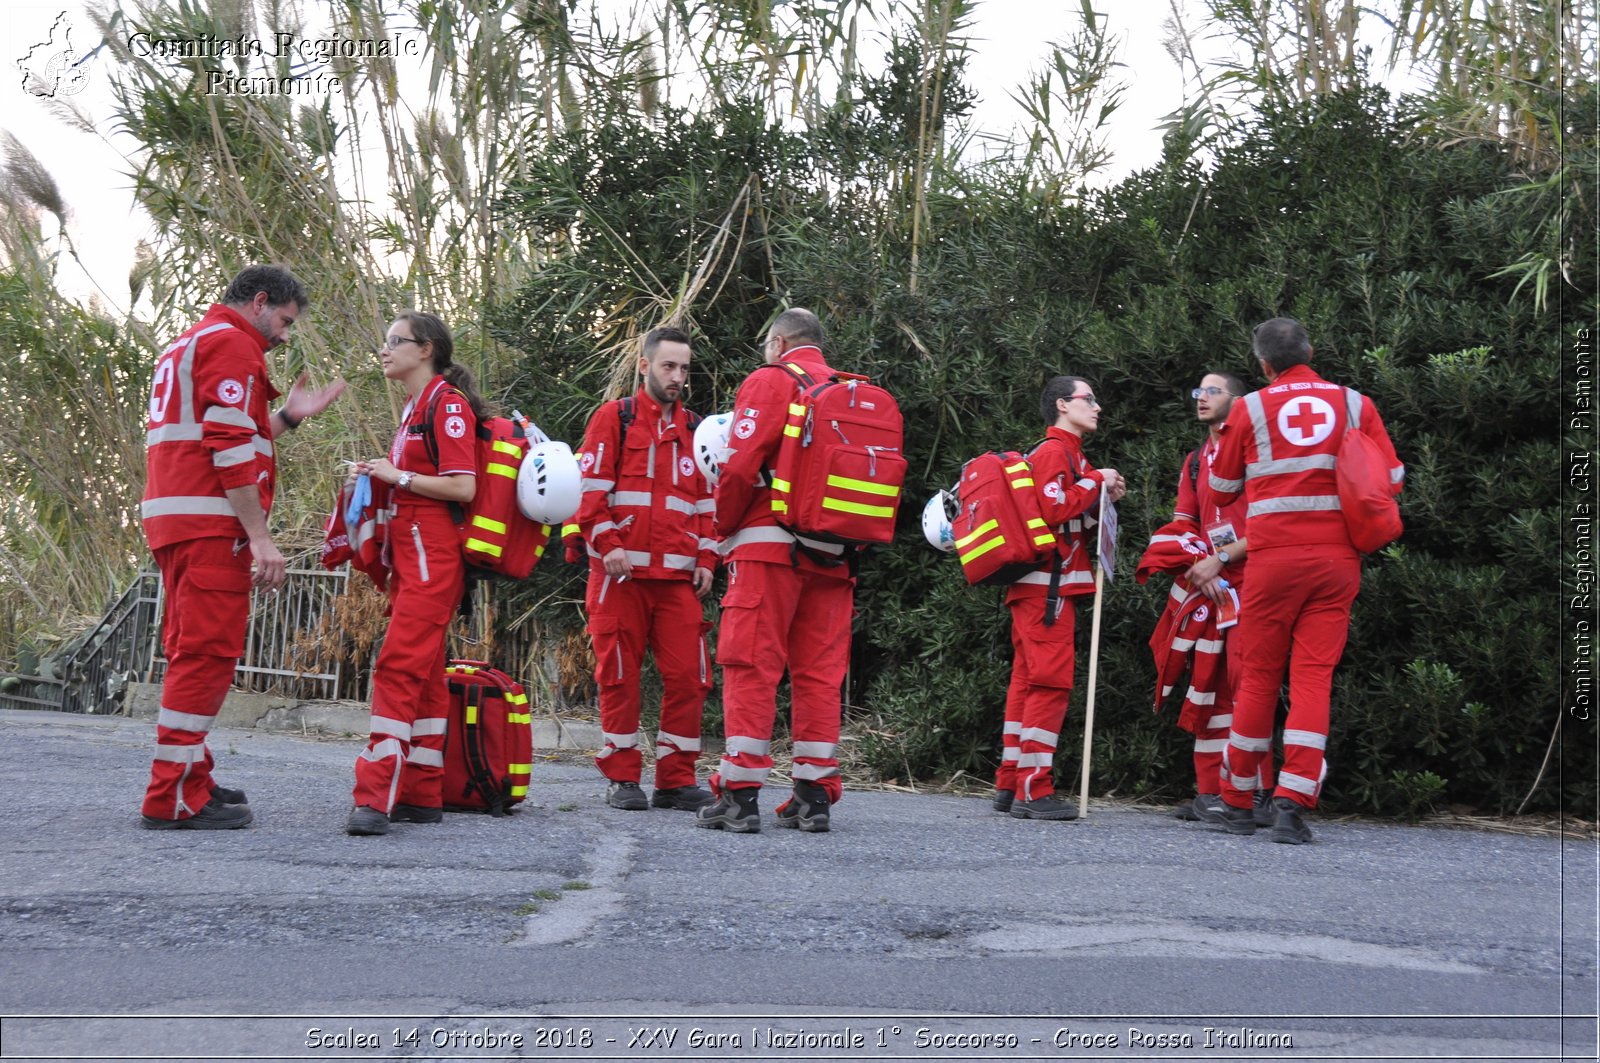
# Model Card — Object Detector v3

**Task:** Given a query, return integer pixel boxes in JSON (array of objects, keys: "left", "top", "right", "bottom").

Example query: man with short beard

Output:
[{"left": 574, "top": 327, "right": 719, "bottom": 812}]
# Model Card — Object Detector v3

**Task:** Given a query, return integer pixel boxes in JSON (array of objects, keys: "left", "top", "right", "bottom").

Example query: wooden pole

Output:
[{"left": 1078, "top": 492, "right": 1108, "bottom": 814}]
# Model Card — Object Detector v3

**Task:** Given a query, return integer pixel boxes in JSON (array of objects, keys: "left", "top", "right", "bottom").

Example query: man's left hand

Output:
[
  {"left": 281, "top": 372, "right": 347, "bottom": 425},
  {"left": 692, "top": 566, "right": 714, "bottom": 599}
]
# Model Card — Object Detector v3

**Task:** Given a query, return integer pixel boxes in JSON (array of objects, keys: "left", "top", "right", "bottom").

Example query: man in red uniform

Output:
[
  {"left": 575, "top": 326, "right": 718, "bottom": 812},
  {"left": 1166, "top": 371, "right": 1274, "bottom": 826},
  {"left": 1203, "top": 318, "right": 1403, "bottom": 843},
  {"left": 696, "top": 308, "right": 856, "bottom": 834},
  {"left": 992, "top": 375, "right": 1125, "bottom": 821},
  {"left": 140, "top": 265, "right": 345, "bottom": 829}
]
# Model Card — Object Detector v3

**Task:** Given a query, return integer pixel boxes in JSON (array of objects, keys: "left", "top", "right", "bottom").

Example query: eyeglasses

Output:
[
  {"left": 1067, "top": 394, "right": 1100, "bottom": 408},
  {"left": 1191, "top": 386, "right": 1229, "bottom": 399},
  {"left": 383, "top": 335, "right": 422, "bottom": 349}
]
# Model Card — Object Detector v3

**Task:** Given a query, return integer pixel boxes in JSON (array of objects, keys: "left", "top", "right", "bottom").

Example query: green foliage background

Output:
[{"left": 489, "top": 80, "right": 1591, "bottom": 817}]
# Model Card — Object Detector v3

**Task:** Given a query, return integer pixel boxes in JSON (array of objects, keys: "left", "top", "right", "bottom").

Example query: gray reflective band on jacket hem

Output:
[
  {"left": 1246, "top": 455, "right": 1337, "bottom": 478},
  {"left": 611, "top": 491, "right": 653, "bottom": 507},
  {"left": 141, "top": 497, "right": 239, "bottom": 518},
  {"left": 1246, "top": 495, "right": 1340, "bottom": 517}
]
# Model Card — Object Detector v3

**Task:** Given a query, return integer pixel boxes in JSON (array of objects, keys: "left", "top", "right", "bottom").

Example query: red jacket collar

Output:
[
  {"left": 1045, "top": 425, "right": 1087, "bottom": 454},
  {"left": 631, "top": 385, "right": 688, "bottom": 430},
  {"left": 203, "top": 304, "right": 271, "bottom": 353},
  {"left": 777, "top": 345, "right": 829, "bottom": 375},
  {"left": 1269, "top": 364, "right": 1324, "bottom": 387}
]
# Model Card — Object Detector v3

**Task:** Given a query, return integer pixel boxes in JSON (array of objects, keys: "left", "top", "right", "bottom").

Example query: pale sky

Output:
[{"left": 1, "top": 1, "right": 1211, "bottom": 310}]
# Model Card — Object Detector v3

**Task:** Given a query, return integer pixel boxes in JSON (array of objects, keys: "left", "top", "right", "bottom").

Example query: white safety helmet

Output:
[
  {"left": 516, "top": 440, "right": 582, "bottom": 524},
  {"left": 922, "top": 490, "right": 958, "bottom": 552},
  {"left": 693, "top": 412, "right": 734, "bottom": 484}
]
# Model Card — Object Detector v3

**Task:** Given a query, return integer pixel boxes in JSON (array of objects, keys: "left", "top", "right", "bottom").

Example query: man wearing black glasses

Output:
[{"left": 992, "top": 375, "right": 1125, "bottom": 821}]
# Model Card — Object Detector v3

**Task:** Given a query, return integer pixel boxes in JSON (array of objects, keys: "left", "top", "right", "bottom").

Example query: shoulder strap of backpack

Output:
[
  {"left": 406, "top": 385, "right": 449, "bottom": 470},
  {"left": 1343, "top": 387, "right": 1362, "bottom": 431},
  {"left": 1186, "top": 447, "right": 1201, "bottom": 492},
  {"left": 616, "top": 396, "right": 636, "bottom": 451}
]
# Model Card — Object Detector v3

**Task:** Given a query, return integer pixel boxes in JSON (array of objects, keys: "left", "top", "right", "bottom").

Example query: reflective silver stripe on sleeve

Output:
[
  {"left": 1282, "top": 728, "right": 1327, "bottom": 751},
  {"left": 368, "top": 717, "right": 411, "bottom": 740},
  {"left": 792, "top": 741, "right": 837, "bottom": 759},
  {"left": 1184, "top": 688, "right": 1216, "bottom": 706},
  {"left": 1206, "top": 713, "right": 1233, "bottom": 730},
  {"left": 697, "top": 538, "right": 718, "bottom": 553},
  {"left": 405, "top": 747, "right": 444, "bottom": 768},
  {"left": 1277, "top": 771, "right": 1318, "bottom": 796},
  {"left": 1246, "top": 454, "right": 1338, "bottom": 478},
  {"left": 663, "top": 495, "right": 697, "bottom": 515},
  {"left": 1244, "top": 391, "right": 1273, "bottom": 462},
  {"left": 203, "top": 405, "right": 256, "bottom": 429},
  {"left": 601, "top": 730, "right": 640, "bottom": 749},
  {"left": 1227, "top": 730, "right": 1273, "bottom": 753},
  {"left": 157, "top": 708, "right": 215, "bottom": 733},
  {"left": 212, "top": 442, "right": 256, "bottom": 468},
  {"left": 592, "top": 521, "right": 619, "bottom": 536},
  {"left": 411, "top": 718, "right": 449, "bottom": 737},
  {"left": 725, "top": 735, "right": 772, "bottom": 757},
  {"left": 716, "top": 760, "right": 771, "bottom": 783},
  {"left": 581, "top": 478, "right": 615, "bottom": 493},
  {"left": 612, "top": 491, "right": 653, "bottom": 507},
  {"left": 359, "top": 738, "right": 405, "bottom": 762},
  {"left": 662, "top": 554, "right": 696, "bottom": 571},
  {"left": 1246, "top": 495, "right": 1341, "bottom": 517},
  {"left": 1391, "top": 465, "right": 1406, "bottom": 484},
  {"left": 1194, "top": 638, "right": 1224, "bottom": 654},
  {"left": 625, "top": 550, "right": 651, "bottom": 567},
  {"left": 695, "top": 498, "right": 715, "bottom": 514},
  {"left": 1209, "top": 472, "right": 1245, "bottom": 493},
  {"left": 1074, "top": 477, "right": 1098, "bottom": 491},
  {"left": 1171, "top": 638, "right": 1195, "bottom": 653},
  {"left": 141, "top": 497, "right": 239, "bottom": 519},
  {"left": 1193, "top": 738, "right": 1228, "bottom": 753},
  {"left": 792, "top": 762, "right": 841, "bottom": 780},
  {"left": 1018, "top": 727, "right": 1058, "bottom": 747},
  {"left": 151, "top": 743, "right": 209, "bottom": 763}
]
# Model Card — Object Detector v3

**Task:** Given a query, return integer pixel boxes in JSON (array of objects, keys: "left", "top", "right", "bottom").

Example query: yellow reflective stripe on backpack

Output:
[
  {"left": 959, "top": 535, "right": 1006, "bottom": 564},
  {"left": 955, "top": 519, "right": 998, "bottom": 550},
  {"left": 822, "top": 497, "right": 894, "bottom": 519},
  {"left": 472, "top": 514, "right": 508, "bottom": 535},
  {"left": 487, "top": 462, "right": 517, "bottom": 479},
  {"left": 825, "top": 474, "right": 899, "bottom": 497},
  {"left": 464, "top": 538, "right": 504, "bottom": 557},
  {"left": 492, "top": 440, "right": 520, "bottom": 457}
]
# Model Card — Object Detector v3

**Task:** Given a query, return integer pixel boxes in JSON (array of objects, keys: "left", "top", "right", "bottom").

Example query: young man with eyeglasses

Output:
[
  {"left": 992, "top": 375, "right": 1126, "bottom": 821},
  {"left": 1153, "top": 373, "right": 1276, "bottom": 826}
]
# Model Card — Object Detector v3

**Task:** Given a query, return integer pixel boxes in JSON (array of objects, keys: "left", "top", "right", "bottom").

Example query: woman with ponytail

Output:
[{"left": 345, "top": 310, "right": 488, "bottom": 836}]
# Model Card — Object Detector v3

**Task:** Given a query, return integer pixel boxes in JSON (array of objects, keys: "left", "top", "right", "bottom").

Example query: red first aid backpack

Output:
[
  {"left": 766, "top": 363, "right": 906, "bottom": 547},
  {"left": 953, "top": 450, "right": 1062, "bottom": 586},
  {"left": 412, "top": 393, "right": 553, "bottom": 579},
  {"left": 1336, "top": 388, "right": 1403, "bottom": 553},
  {"left": 442, "top": 660, "right": 533, "bottom": 815}
]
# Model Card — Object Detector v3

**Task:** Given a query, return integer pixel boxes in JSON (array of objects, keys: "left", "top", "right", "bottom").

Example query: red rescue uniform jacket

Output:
[
  {"left": 142, "top": 304, "right": 280, "bottom": 550},
  {"left": 390, "top": 375, "right": 477, "bottom": 521},
  {"left": 1174, "top": 424, "right": 1251, "bottom": 582},
  {"left": 715, "top": 345, "right": 850, "bottom": 575},
  {"left": 1007, "top": 427, "right": 1105, "bottom": 602},
  {"left": 575, "top": 388, "right": 717, "bottom": 580},
  {"left": 1208, "top": 365, "right": 1403, "bottom": 552}
]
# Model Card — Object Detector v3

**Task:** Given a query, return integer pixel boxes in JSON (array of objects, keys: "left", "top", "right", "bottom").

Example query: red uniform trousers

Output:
[
  {"left": 712, "top": 559, "right": 853, "bottom": 801},
  {"left": 142, "top": 536, "right": 253, "bottom": 821},
  {"left": 1191, "top": 639, "right": 1275, "bottom": 796},
  {"left": 585, "top": 573, "right": 711, "bottom": 789},
  {"left": 352, "top": 502, "right": 465, "bottom": 812},
  {"left": 995, "top": 595, "right": 1076, "bottom": 802},
  {"left": 1221, "top": 547, "right": 1359, "bottom": 811}
]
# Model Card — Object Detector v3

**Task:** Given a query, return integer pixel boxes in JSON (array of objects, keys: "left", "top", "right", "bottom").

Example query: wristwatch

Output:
[
  {"left": 396, "top": 471, "right": 416, "bottom": 492},
  {"left": 1217, "top": 549, "right": 1232, "bottom": 566}
]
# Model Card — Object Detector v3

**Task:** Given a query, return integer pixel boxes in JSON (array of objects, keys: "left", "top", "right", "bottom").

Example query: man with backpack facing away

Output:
[
  {"left": 1202, "top": 318, "right": 1403, "bottom": 843},
  {"left": 574, "top": 327, "right": 720, "bottom": 812},
  {"left": 697, "top": 308, "right": 861, "bottom": 834},
  {"left": 1160, "top": 371, "right": 1275, "bottom": 825},
  {"left": 992, "top": 375, "right": 1125, "bottom": 821}
]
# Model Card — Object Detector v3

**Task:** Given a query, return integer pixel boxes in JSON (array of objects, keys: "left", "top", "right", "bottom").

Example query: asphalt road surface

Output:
[{"left": 0, "top": 709, "right": 1593, "bottom": 1063}]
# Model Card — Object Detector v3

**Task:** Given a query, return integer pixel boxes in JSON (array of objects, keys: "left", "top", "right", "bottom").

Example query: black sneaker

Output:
[
  {"left": 212, "top": 785, "right": 248, "bottom": 805},
  {"left": 1270, "top": 796, "right": 1314, "bottom": 844},
  {"left": 391, "top": 803, "right": 443, "bottom": 824},
  {"left": 992, "top": 789, "right": 1015, "bottom": 813},
  {"left": 141, "top": 797, "right": 253, "bottom": 831},
  {"left": 1196, "top": 796, "right": 1256, "bottom": 835},
  {"left": 345, "top": 805, "right": 390, "bottom": 836},
  {"left": 651, "top": 785, "right": 716, "bottom": 811},
  {"left": 775, "top": 781, "right": 831, "bottom": 833},
  {"left": 1010, "top": 794, "right": 1079, "bottom": 821},
  {"left": 694, "top": 788, "right": 760, "bottom": 833},
  {"left": 1172, "top": 799, "right": 1198, "bottom": 820},
  {"left": 1253, "top": 789, "right": 1275, "bottom": 827},
  {"left": 606, "top": 781, "right": 649, "bottom": 811}
]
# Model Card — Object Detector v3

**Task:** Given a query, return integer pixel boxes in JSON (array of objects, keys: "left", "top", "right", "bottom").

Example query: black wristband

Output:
[{"left": 276, "top": 407, "right": 301, "bottom": 430}]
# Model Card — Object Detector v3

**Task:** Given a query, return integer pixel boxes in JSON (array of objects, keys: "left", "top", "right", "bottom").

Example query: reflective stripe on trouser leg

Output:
[
  {"left": 785, "top": 568, "right": 853, "bottom": 803},
  {"left": 712, "top": 560, "right": 800, "bottom": 793},
  {"left": 995, "top": 721, "right": 1021, "bottom": 794},
  {"left": 646, "top": 579, "right": 711, "bottom": 790},
  {"left": 354, "top": 507, "right": 464, "bottom": 813},
  {"left": 1270, "top": 550, "right": 1357, "bottom": 809},
  {"left": 587, "top": 570, "right": 647, "bottom": 784},
  {"left": 143, "top": 538, "right": 248, "bottom": 821},
  {"left": 1192, "top": 711, "right": 1231, "bottom": 795},
  {"left": 1007, "top": 595, "right": 1073, "bottom": 803}
]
